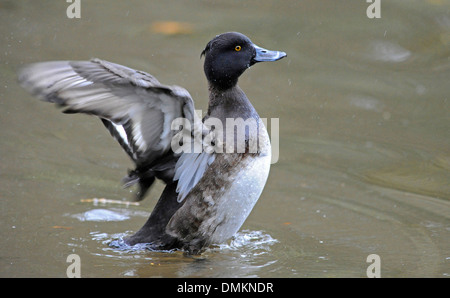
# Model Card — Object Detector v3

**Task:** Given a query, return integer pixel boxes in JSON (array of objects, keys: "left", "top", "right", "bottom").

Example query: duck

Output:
[{"left": 18, "top": 32, "right": 286, "bottom": 254}]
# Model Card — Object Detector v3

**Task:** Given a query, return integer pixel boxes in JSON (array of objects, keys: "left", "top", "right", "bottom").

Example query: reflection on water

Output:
[
  {"left": 1, "top": 0, "right": 449, "bottom": 277},
  {"left": 367, "top": 40, "right": 412, "bottom": 62}
]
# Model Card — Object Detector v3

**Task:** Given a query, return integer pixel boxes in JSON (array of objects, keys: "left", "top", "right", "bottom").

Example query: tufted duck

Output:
[{"left": 18, "top": 32, "right": 286, "bottom": 254}]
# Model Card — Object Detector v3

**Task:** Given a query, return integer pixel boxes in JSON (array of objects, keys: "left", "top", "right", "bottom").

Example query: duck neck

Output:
[{"left": 207, "top": 83, "right": 258, "bottom": 120}]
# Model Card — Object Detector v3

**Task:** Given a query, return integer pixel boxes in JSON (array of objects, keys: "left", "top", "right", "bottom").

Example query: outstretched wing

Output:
[
  {"left": 19, "top": 58, "right": 218, "bottom": 203},
  {"left": 18, "top": 58, "right": 196, "bottom": 168}
]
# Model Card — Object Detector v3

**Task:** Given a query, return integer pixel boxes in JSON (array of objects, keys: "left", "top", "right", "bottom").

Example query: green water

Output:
[{"left": 1, "top": 0, "right": 448, "bottom": 277}]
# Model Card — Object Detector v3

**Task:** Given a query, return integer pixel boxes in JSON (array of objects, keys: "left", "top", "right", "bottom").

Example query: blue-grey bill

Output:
[{"left": 252, "top": 44, "right": 287, "bottom": 62}]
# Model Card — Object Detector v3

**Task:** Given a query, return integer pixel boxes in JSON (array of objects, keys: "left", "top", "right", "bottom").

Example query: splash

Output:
[
  {"left": 104, "top": 230, "right": 278, "bottom": 254},
  {"left": 108, "top": 236, "right": 176, "bottom": 253},
  {"left": 213, "top": 230, "right": 278, "bottom": 252}
]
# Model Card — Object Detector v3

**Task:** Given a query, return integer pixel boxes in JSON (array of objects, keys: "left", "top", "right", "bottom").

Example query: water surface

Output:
[{"left": 1, "top": 0, "right": 449, "bottom": 277}]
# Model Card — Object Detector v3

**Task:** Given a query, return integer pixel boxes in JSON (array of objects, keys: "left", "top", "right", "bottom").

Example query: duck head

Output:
[{"left": 201, "top": 32, "right": 286, "bottom": 90}]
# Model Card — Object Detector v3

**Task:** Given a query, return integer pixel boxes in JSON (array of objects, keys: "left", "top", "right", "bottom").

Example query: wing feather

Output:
[
  {"left": 18, "top": 59, "right": 195, "bottom": 167},
  {"left": 19, "top": 58, "right": 216, "bottom": 201},
  {"left": 174, "top": 151, "right": 216, "bottom": 202}
]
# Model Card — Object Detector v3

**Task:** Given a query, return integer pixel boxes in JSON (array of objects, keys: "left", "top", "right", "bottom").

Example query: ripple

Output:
[
  {"left": 364, "top": 155, "right": 450, "bottom": 199},
  {"left": 84, "top": 230, "right": 280, "bottom": 277},
  {"left": 348, "top": 95, "right": 384, "bottom": 112}
]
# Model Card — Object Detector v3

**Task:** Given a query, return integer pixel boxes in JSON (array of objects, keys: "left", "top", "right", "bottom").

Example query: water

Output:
[{"left": 1, "top": 0, "right": 449, "bottom": 277}]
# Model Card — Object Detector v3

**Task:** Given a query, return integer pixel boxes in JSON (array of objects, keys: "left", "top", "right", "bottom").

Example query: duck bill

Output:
[{"left": 252, "top": 44, "right": 287, "bottom": 64}]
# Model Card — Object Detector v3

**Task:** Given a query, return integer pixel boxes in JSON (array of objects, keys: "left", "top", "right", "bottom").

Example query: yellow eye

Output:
[{"left": 235, "top": 45, "right": 242, "bottom": 52}]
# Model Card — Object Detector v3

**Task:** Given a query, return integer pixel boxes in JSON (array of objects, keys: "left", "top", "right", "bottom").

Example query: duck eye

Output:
[{"left": 234, "top": 45, "right": 242, "bottom": 52}]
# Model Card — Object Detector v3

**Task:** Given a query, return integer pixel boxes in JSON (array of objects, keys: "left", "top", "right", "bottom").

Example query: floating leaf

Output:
[
  {"left": 149, "top": 21, "right": 194, "bottom": 35},
  {"left": 52, "top": 226, "right": 73, "bottom": 230}
]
